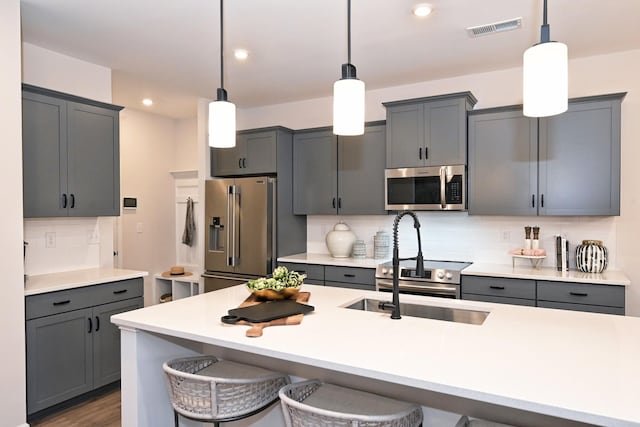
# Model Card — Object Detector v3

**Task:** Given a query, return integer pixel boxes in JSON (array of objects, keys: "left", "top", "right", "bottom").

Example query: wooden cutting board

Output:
[{"left": 231, "top": 292, "right": 311, "bottom": 337}]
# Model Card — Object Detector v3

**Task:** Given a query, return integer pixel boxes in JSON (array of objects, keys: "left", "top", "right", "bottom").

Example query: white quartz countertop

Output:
[
  {"left": 278, "top": 252, "right": 388, "bottom": 269},
  {"left": 464, "top": 263, "right": 631, "bottom": 286},
  {"left": 25, "top": 268, "right": 148, "bottom": 296},
  {"left": 112, "top": 284, "right": 640, "bottom": 426}
]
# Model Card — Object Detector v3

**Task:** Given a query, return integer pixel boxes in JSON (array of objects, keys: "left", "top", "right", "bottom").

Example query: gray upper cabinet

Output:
[
  {"left": 293, "top": 123, "right": 386, "bottom": 215},
  {"left": 468, "top": 93, "right": 624, "bottom": 216},
  {"left": 211, "top": 128, "right": 280, "bottom": 176},
  {"left": 22, "top": 85, "right": 123, "bottom": 218},
  {"left": 384, "top": 92, "right": 477, "bottom": 168}
]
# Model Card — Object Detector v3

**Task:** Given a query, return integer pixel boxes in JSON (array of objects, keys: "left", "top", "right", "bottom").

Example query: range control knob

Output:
[
  {"left": 445, "top": 272, "right": 453, "bottom": 280},
  {"left": 382, "top": 268, "right": 390, "bottom": 275},
  {"left": 437, "top": 271, "right": 445, "bottom": 279}
]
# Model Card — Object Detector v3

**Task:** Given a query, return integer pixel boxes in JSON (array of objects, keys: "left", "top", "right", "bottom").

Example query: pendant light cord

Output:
[
  {"left": 540, "top": 0, "right": 550, "bottom": 43},
  {"left": 220, "top": 0, "right": 225, "bottom": 90},
  {"left": 542, "top": 0, "right": 548, "bottom": 26},
  {"left": 347, "top": 0, "right": 351, "bottom": 64}
]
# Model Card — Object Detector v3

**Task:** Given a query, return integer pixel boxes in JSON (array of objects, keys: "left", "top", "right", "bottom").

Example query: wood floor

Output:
[{"left": 29, "top": 388, "right": 121, "bottom": 427}]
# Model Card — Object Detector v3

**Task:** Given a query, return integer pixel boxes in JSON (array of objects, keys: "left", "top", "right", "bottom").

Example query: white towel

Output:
[{"left": 181, "top": 197, "right": 195, "bottom": 246}]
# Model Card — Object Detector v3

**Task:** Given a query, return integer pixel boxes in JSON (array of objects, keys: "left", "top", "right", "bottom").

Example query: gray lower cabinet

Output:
[
  {"left": 384, "top": 92, "right": 477, "bottom": 168},
  {"left": 325, "top": 266, "right": 376, "bottom": 291},
  {"left": 293, "top": 123, "right": 386, "bottom": 215},
  {"left": 278, "top": 262, "right": 325, "bottom": 286},
  {"left": 461, "top": 275, "right": 625, "bottom": 314},
  {"left": 211, "top": 128, "right": 288, "bottom": 176},
  {"left": 26, "top": 278, "right": 143, "bottom": 414},
  {"left": 468, "top": 93, "right": 624, "bottom": 216},
  {"left": 22, "top": 85, "right": 122, "bottom": 218}
]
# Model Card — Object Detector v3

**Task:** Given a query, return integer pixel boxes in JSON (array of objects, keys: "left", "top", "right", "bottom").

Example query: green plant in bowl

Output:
[{"left": 247, "top": 266, "right": 306, "bottom": 300}]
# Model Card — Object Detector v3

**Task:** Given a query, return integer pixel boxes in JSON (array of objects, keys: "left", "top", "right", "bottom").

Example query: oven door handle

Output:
[{"left": 376, "top": 278, "right": 458, "bottom": 294}]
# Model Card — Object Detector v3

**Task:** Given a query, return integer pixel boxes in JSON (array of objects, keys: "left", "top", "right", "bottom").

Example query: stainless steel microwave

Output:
[{"left": 385, "top": 165, "right": 466, "bottom": 211}]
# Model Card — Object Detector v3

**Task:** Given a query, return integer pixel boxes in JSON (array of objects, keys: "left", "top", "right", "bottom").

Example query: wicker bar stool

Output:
[
  {"left": 163, "top": 355, "right": 289, "bottom": 427},
  {"left": 279, "top": 379, "right": 423, "bottom": 427}
]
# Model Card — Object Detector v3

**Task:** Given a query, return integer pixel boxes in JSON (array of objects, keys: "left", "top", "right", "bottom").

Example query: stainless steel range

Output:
[{"left": 375, "top": 260, "right": 472, "bottom": 298}]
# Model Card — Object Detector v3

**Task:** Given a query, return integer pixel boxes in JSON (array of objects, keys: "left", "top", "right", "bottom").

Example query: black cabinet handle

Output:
[
  {"left": 570, "top": 291, "right": 588, "bottom": 297},
  {"left": 344, "top": 274, "right": 356, "bottom": 278},
  {"left": 489, "top": 286, "right": 505, "bottom": 290},
  {"left": 88, "top": 317, "right": 93, "bottom": 333},
  {"left": 338, "top": 198, "right": 342, "bottom": 209},
  {"left": 62, "top": 193, "right": 67, "bottom": 208},
  {"left": 53, "top": 300, "right": 71, "bottom": 306},
  {"left": 238, "top": 158, "right": 242, "bottom": 168},
  {"left": 332, "top": 198, "right": 336, "bottom": 208},
  {"left": 70, "top": 194, "right": 75, "bottom": 208},
  {"left": 425, "top": 147, "right": 429, "bottom": 159},
  {"left": 242, "top": 158, "right": 247, "bottom": 168},
  {"left": 95, "top": 316, "right": 100, "bottom": 332},
  {"left": 541, "top": 194, "right": 544, "bottom": 208},
  {"left": 418, "top": 147, "right": 422, "bottom": 160},
  {"left": 113, "top": 289, "right": 127, "bottom": 294},
  {"left": 531, "top": 194, "right": 535, "bottom": 208}
]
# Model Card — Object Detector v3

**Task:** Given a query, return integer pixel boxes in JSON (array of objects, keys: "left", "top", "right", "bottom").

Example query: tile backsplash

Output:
[{"left": 307, "top": 213, "right": 617, "bottom": 269}]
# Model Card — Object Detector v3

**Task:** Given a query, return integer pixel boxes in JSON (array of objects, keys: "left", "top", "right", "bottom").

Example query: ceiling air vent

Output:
[{"left": 466, "top": 17, "right": 522, "bottom": 37}]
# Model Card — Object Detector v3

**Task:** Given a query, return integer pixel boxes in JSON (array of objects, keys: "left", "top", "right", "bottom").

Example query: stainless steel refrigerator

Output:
[{"left": 203, "top": 177, "right": 276, "bottom": 292}]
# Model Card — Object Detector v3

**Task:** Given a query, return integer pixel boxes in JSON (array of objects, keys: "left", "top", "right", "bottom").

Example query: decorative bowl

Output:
[
  {"left": 246, "top": 266, "right": 306, "bottom": 300},
  {"left": 249, "top": 286, "right": 301, "bottom": 300}
]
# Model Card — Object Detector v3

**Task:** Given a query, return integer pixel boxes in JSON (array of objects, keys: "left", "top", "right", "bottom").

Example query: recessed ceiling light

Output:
[
  {"left": 412, "top": 3, "right": 432, "bottom": 17},
  {"left": 142, "top": 98, "right": 153, "bottom": 106},
  {"left": 234, "top": 49, "right": 249, "bottom": 60}
]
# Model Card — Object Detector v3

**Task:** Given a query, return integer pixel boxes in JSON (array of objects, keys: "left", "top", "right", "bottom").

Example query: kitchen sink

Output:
[{"left": 343, "top": 298, "right": 489, "bottom": 325}]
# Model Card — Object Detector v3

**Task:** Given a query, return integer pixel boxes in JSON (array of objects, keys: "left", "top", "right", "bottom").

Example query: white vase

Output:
[{"left": 326, "top": 222, "right": 357, "bottom": 258}]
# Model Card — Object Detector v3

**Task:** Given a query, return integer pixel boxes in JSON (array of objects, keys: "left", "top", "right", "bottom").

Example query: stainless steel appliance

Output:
[
  {"left": 203, "top": 177, "right": 276, "bottom": 292},
  {"left": 375, "top": 260, "right": 472, "bottom": 298},
  {"left": 385, "top": 165, "right": 465, "bottom": 211}
]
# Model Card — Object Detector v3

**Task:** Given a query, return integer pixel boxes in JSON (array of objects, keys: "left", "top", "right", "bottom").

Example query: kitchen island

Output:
[{"left": 112, "top": 284, "right": 640, "bottom": 427}]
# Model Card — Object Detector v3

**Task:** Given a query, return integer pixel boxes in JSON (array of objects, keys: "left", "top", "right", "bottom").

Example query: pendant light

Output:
[
  {"left": 208, "top": 0, "right": 236, "bottom": 148},
  {"left": 333, "top": 0, "right": 365, "bottom": 136},
  {"left": 523, "top": 0, "right": 568, "bottom": 117}
]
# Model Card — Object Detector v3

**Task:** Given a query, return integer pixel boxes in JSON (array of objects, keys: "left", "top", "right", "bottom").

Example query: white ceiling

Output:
[{"left": 20, "top": 0, "right": 640, "bottom": 119}]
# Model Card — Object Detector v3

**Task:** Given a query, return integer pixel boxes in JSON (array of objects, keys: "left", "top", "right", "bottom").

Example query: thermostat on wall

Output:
[{"left": 123, "top": 197, "right": 137, "bottom": 209}]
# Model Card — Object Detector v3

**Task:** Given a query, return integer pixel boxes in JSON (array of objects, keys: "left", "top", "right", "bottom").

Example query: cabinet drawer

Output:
[
  {"left": 279, "top": 262, "right": 324, "bottom": 281},
  {"left": 461, "top": 276, "right": 535, "bottom": 300},
  {"left": 537, "top": 281, "right": 624, "bottom": 308},
  {"left": 462, "top": 293, "right": 536, "bottom": 307},
  {"left": 325, "top": 266, "right": 375, "bottom": 285},
  {"left": 26, "top": 278, "right": 144, "bottom": 320},
  {"left": 537, "top": 300, "right": 624, "bottom": 315}
]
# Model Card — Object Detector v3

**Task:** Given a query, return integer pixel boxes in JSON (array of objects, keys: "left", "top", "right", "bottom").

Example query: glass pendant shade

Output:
[
  {"left": 208, "top": 100, "right": 236, "bottom": 148},
  {"left": 333, "top": 78, "right": 365, "bottom": 136},
  {"left": 523, "top": 41, "right": 568, "bottom": 117}
]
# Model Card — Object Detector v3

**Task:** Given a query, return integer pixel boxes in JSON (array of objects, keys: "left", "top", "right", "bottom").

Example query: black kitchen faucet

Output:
[{"left": 379, "top": 210, "right": 424, "bottom": 319}]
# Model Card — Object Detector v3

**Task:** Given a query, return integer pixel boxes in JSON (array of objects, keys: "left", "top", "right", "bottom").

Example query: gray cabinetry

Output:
[
  {"left": 26, "top": 278, "right": 143, "bottom": 414},
  {"left": 293, "top": 123, "right": 386, "bottom": 215},
  {"left": 278, "top": 262, "right": 325, "bottom": 285},
  {"left": 461, "top": 274, "right": 625, "bottom": 314},
  {"left": 22, "top": 85, "right": 122, "bottom": 218},
  {"left": 211, "top": 128, "right": 282, "bottom": 176},
  {"left": 384, "top": 92, "right": 477, "bottom": 168},
  {"left": 468, "top": 93, "right": 624, "bottom": 216},
  {"left": 325, "top": 266, "right": 376, "bottom": 291}
]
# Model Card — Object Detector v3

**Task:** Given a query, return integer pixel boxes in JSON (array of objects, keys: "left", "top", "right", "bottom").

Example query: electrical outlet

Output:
[
  {"left": 45, "top": 232, "right": 56, "bottom": 248},
  {"left": 501, "top": 230, "right": 511, "bottom": 242},
  {"left": 87, "top": 229, "right": 100, "bottom": 245}
]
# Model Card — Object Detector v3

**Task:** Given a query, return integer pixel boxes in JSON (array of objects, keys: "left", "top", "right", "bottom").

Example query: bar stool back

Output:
[
  {"left": 163, "top": 355, "right": 289, "bottom": 427},
  {"left": 279, "top": 379, "right": 423, "bottom": 427}
]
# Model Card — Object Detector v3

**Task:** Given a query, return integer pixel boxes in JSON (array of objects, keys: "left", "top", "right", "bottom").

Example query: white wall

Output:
[
  {"left": 174, "top": 117, "right": 198, "bottom": 171},
  {"left": 236, "top": 49, "right": 640, "bottom": 316},
  {"left": 1, "top": 1, "right": 27, "bottom": 426},
  {"left": 119, "top": 109, "right": 178, "bottom": 305}
]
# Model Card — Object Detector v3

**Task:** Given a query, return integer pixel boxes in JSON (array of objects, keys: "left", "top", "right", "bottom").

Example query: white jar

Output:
[{"left": 326, "top": 222, "right": 357, "bottom": 258}]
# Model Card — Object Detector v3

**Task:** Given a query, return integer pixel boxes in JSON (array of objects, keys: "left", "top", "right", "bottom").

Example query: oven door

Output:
[
  {"left": 376, "top": 278, "right": 460, "bottom": 299},
  {"left": 385, "top": 166, "right": 465, "bottom": 211}
]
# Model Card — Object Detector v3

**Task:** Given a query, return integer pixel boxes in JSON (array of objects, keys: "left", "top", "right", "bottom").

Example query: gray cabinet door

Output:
[
  {"left": 468, "top": 109, "right": 538, "bottom": 215},
  {"left": 211, "top": 142, "right": 243, "bottom": 176},
  {"left": 338, "top": 124, "right": 386, "bottom": 214},
  {"left": 538, "top": 98, "right": 621, "bottom": 216},
  {"left": 93, "top": 297, "right": 143, "bottom": 388},
  {"left": 22, "top": 91, "right": 68, "bottom": 218},
  {"left": 425, "top": 98, "right": 468, "bottom": 166},
  {"left": 243, "top": 131, "right": 277, "bottom": 175},
  {"left": 293, "top": 130, "right": 337, "bottom": 214},
  {"left": 385, "top": 103, "right": 423, "bottom": 168},
  {"left": 26, "top": 307, "right": 93, "bottom": 414},
  {"left": 67, "top": 102, "right": 120, "bottom": 216}
]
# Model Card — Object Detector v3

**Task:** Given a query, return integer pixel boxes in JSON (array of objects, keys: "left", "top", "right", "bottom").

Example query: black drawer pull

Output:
[
  {"left": 88, "top": 317, "right": 93, "bottom": 333},
  {"left": 242, "top": 158, "right": 247, "bottom": 168},
  {"left": 332, "top": 198, "right": 336, "bottom": 208},
  {"left": 489, "top": 286, "right": 505, "bottom": 290},
  {"left": 570, "top": 291, "right": 588, "bottom": 297},
  {"left": 113, "top": 289, "right": 128, "bottom": 295},
  {"left": 95, "top": 316, "right": 100, "bottom": 332},
  {"left": 62, "top": 193, "right": 67, "bottom": 208},
  {"left": 238, "top": 158, "right": 242, "bottom": 168},
  {"left": 53, "top": 300, "right": 71, "bottom": 306},
  {"left": 541, "top": 194, "right": 544, "bottom": 208},
  {"left": 418, "top": 147, "right": 422, "bottom": 159},
  {"left": 338, "top": 198, "right": 342, "bottom": 209},
  {"left": 70, "top": 194, "right": 75, "bottom": 208},
  {"left": 531, "top": 194, "right": 535, "bottom": 208},
  {"left": 344, "top": 274, "right": 356, "bottom": 278}
]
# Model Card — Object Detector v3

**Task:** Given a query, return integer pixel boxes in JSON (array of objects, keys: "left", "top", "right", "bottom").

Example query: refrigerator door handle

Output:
[
  {"left": 232, "top": 185, "right": 239, "bottom": 267},
  {"left": 226, "top": 186, "right": 233, "bottom": 266}
]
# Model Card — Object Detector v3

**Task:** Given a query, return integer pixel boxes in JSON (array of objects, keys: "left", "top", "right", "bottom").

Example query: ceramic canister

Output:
[
  {"left": 325, "top": 222, "right": 357, "bottom": 258},
  {"left": 576, "top": 240, "right": 608, "bottom": 273}
]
